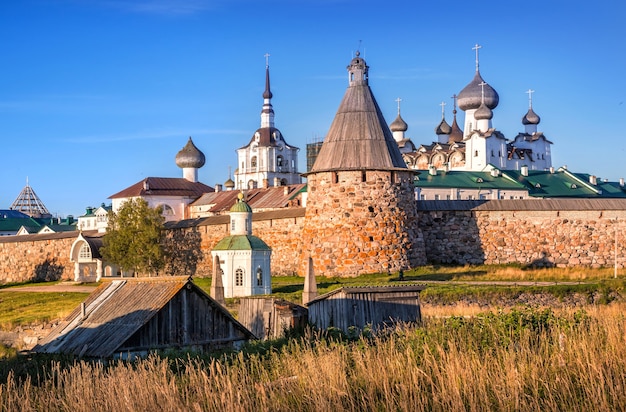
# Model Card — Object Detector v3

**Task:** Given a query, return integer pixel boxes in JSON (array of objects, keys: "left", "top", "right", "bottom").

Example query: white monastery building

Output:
[{"left": 234, "top": 56, "right": 301, "bottom": 190}]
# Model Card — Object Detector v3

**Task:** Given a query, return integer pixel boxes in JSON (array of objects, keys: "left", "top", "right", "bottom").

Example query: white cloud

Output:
[
  {"left": 64, "top": 128, "right": 245, "bottom": 143},
  {"left": 94, "top": 0, "right": 219, "bottom": 15}
]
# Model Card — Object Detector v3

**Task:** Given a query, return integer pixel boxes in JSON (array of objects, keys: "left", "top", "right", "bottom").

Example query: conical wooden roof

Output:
[{"left": 309, "top": 56, "right": 407, "bottom": 173}]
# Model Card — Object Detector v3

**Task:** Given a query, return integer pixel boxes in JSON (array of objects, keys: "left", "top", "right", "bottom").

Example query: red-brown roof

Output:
[
  {"left": 109, "top": 177, "right": 214, "bottom": 199},
  {"left": 191, "top": 183, "right": 306, "bottom": 214}
]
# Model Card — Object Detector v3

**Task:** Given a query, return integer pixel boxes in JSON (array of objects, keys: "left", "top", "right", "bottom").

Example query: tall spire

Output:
[{"left": 260, "top": 52, "right": 274, "bottom": 128}]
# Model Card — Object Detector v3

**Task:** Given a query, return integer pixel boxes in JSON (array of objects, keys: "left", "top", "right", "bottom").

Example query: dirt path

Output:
[{"left": 0, "top": 284, "right": 97, "bottom": 293}]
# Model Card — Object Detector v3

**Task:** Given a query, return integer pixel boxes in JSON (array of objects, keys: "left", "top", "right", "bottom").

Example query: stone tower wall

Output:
[{"left": 301, "top": 170, "right": 425, "bottom": 277}]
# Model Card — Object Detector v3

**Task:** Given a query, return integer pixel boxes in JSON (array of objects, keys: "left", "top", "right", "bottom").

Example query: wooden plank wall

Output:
[{"left": 308, "top": 291, "right": 422, "bottom": 333}]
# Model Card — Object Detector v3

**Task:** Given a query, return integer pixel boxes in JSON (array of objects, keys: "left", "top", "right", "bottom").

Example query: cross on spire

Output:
[
  {"left": 451, "top": 94, "right": 458, "bottom": 113},
  {"left": 439, "top": 101, "right": 446, "bottom": 119},
  {"left": 472, "top": 43, "right": 482, "bottom": 72},
  {"left": 264, "top": 53, "right": 270, "bottom": 68},
  {"left": 395, "top": 97, "right": 402, "bottom": 114},
  {"left": 526, "top": 89, "right": 535, "bottom": 108}
]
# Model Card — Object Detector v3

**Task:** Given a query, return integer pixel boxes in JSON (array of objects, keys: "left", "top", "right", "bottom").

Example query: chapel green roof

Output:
[
  {"left": 212, "top": 235, "right": 270, "bottom": 251},
  {"left": 230, "top": 193, "right": 253, "bottom": 213}
]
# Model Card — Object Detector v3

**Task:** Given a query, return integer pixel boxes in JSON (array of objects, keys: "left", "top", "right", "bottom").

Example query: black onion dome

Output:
[
  {"left": 435, "top": 118, "right": 451, "bottom": 135},
  {"left": 457, "top": 71, "right": 499, "bottom": 111},
  {"left": 522, "top": 107, "right": 541, "bottom": 125},
  {"left": 390, "top": 114, "right": 408, "bottom": 132},
  {"left": 474, "top": 102, "right": 493, "bottom": 120},
  {"left": 176, "top": 137, "right": 206, "bottom": 169}
]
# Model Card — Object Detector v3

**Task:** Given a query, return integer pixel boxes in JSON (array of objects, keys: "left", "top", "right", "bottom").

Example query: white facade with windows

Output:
[
  {"left": 234, "top": 61, "right": 301, "bottom": 190},
  {"left": 211, "top": 193, "right": 272, "bottom": 298}
]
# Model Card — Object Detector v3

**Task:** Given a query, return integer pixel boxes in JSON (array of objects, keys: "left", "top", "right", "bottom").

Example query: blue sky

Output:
[{"left": 2, "top": 0, "right": 626, "bottom": 217}]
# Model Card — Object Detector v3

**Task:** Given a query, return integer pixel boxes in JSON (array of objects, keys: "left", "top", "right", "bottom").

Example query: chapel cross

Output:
[
  {"left": 264, "top": 53, "right": 270, "bottom": 68},
  {"left": 439, "top": 101, "right": 446, "bottom": 119},
  {"left": 395, "top": 97, "right": 402, "bottom": 114}
]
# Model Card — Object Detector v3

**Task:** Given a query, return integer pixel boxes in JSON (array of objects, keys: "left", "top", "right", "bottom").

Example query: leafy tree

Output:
[{"left": 101, "top": 198, "right": 165, "bottom": 276}]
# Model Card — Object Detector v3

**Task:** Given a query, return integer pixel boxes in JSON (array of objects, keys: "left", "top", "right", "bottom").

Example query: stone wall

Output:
[
  {"left": 418, "top": 200, "right": 626, "bottom": 268},
  {"left": 3, "top": 200, "right": 626, "bottom": 283},
  {"left": 0, "top": 233, "right": 77, "bottom": 283}
]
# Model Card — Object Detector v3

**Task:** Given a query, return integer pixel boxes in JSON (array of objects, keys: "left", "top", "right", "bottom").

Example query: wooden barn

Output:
[
  {"left": 33, "top": 277, "right": 254, "bottom": 358},
  {"left": 306, "top": 285, "right": 426, "bottom": 334},
  {"left": 238, "top": 297, "right": 308, "bottom": 340}
]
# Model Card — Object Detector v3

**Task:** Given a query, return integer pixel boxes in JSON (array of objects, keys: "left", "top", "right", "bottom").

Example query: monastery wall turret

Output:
[{"left": 301, "top": 52, "right": 426, "bottom": 277}]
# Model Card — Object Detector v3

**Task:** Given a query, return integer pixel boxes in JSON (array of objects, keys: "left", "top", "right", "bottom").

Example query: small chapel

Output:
[{"left": 211, "top": 193, "right": 272, "bottom": 298}]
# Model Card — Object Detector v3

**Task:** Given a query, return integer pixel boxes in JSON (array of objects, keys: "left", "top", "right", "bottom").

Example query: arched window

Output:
[
  {"left": 277, "top": 155, "right": 284, "bottom": 167},
  {"left": 160, "top": 204, "right": 174, "bottom": 216},
  {"left": 235, "top": 268, "right": 244, "bottom": 286},
  {"left": 256, "top": 267, "right": 263, "bottom": 286},
  {"left": 251, "top": 156, "right": 257, "bottom": 168},
  {"left": 248, "top": 180, "right": 257, "bottom": 189},
  {"left": 78, "top": 243, "right": 91, "bottom": 260}
]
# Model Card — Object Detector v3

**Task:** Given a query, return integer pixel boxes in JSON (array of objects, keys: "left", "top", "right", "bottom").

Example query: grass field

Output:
[
  {"left": 0, "top": 265, "right": 624, "bottom": 410},
  {"left": 0, "top": 304, "right": 624, "bottom": 411},
  {"left": 0, "top": 264, "right": 623, "bottom": 330}
]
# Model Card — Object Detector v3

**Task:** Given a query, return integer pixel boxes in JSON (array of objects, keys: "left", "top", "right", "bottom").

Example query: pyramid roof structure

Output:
[{"left": 9, "top": 182, "right": 51, "bottom": 218}]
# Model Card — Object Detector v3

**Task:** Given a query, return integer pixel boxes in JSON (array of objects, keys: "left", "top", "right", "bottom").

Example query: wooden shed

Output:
[
  {"left": 238, "top": 297, "right": 308, "bottom": 340},
  {"left": 33, "top": 276, "right": 254, "bottom": 358},
  {"left": 306, "top": 285, "right": 426, "bottom": 334}
]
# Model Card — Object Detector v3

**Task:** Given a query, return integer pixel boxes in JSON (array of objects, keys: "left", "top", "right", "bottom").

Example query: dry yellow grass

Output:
[{"left": 1, "top": 303, "right": 625, "bottom": 411}]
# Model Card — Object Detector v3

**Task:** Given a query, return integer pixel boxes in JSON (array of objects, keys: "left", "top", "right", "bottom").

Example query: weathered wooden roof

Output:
[
  {"left": 307, "top": 284, "right": 426, "bottom": 306},
  {"left": 308, "top": 81, "right": 407, "bottom": 173},
  {"left": 34, "top": 276, "right": 251, "bottom": 357},
  {"left": 416, "top": 198, "right": 626, "bottom": 211}
]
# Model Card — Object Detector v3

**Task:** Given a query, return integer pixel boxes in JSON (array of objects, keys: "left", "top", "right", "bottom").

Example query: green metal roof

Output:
[
  {"left": 505, "top": 170, "right": 626, "bottom": 198},
  {"left": 414, "top": 168, "right": 626, "bottom": 199},
  {"left": 414, "top": 170, "right": 526, "bottom": 190},
  {"left": 213, "top": 235, "right": 270, "bottom": 251}
]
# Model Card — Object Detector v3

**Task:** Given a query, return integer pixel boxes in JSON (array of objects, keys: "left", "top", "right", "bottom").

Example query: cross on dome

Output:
[
  {"left": 472, "top": 43, "right": 482, "bottom": 72},
  {"left": 439, "top": 101, "right": 446, "bottom": 119},
  {"left": 264, "top": 52, "right": 270, "bottom": 68},
  {"left": 526, "top": 89, "right": 535, "bottom": 108},
  {"left": 395, "top": 97, "right": 402, "bottom": 114}
]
